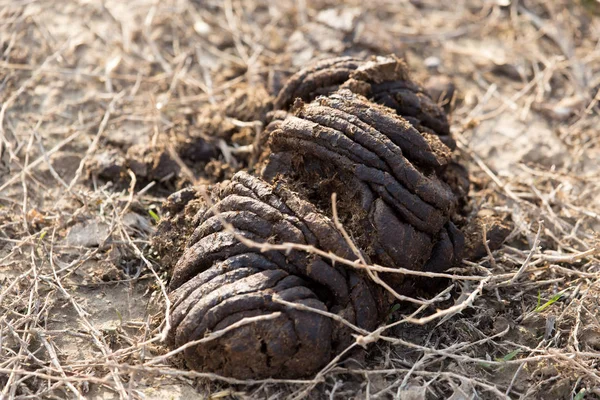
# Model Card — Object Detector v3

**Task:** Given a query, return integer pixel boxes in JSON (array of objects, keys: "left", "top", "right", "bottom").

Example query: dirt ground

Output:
[{"left": 1, "top": 0, "right": 600, "bottom": 399}]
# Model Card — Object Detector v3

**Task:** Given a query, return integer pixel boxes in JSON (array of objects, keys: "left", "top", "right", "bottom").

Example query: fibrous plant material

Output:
[
  {"left": 163, "top": 172, "right": 380, "bottom": 379},
  {"left": 273, "top": 55, "right": 455, "bottom": 149},
  {"left": 153, "top": 55, "right": 507, "bottom": 379}
]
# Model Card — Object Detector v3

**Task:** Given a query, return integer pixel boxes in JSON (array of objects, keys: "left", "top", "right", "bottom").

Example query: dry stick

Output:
[
  {"left": 482, "top": 223, "right": 498, "bottom": 270},
  {"left": 552, "top": 349, "right": 600, "bottom": 385},
  {"left": 519, "top": 5, "right": 587, "bottom": 92},
  {"left": 510, "top": 220, "right": 543, "bottom": 283},
  {"left": 538, "top": 247, "right": 598, "bottom": 263},
  {"left": 234, "top": 234, "right": 484, "bottom": 283},
  {"left": 223, "top": 0, "right": 250, "bottom": 64},
  {"left": 376, "top": 332, "right": 563, "bottom": 367},
  {"left": 403, "top": 276, "right": 490, "bottom": 325},
  {"left": 143, "top": 5, "right": 172, "bottom": 74},
  {"left": 0, "top": 367, "right": 110, "bottom": 386},
  {"left": 33, "top": 130, "right": 71, "bottom": 192},
  {"left": 47, "top": 227, "right": 129, "bottom": 399},
  {"left": 502, "top": 248, "right": 599, "bottom": 272},
  {"left": 233, "top": 231, "right": 483, "bottom": 280},
  {"left": 330, "top": 192, "right": 412, "bottom": 306},
  {"left": 442, "top": 325, "right": 511, "bottom": 358},
  {"left": 355, "top": 286, "right": 453, "bottom": 346},
  {"left": 65, "top": 91, "right": 125, "bottom": 193},
  {"left": 45, "top": 335, "right": 165, "bottom": 372},
  {"left": 120, "top": 224, "right": 171, "bottom": 341},
  {"left": 104, "top": 364, "right": 317, "bottom": 386},
  {"left": 399, "top": 352, "right": 434, "bottom": 393},
  {"left": 571, "top": 280, "right": 599, "bottom": 353},
  {"left": 0, "top": 268, "right": 33, "bottom": 306},
  {"left": 0, "top": 40, "right": 71, "bottom": 162},
  {"left": 19, "top": 131, "right": 35, "bottom": 232},
  {"left": 512, "top": 277, "right": 596, "bottom": 395},
  {"left": 2, "top": 320, "right": 41, "bottom": 365},
  {"left": 387, "top": 285, "right": 455, "bottom": 334},
  {"left": 166, "top": 144, "right": 198, "bottom": 184},
  {"left": 506, "top": 362, "right": 526, "bottom": 397},
  {"left": 0, "top": 61, "right": 169, "bottom": 83},
  {"left": 473, "top": 57, "right": 556, "bottom": 122},
  {"left": 2, "top": 248, "right": 42, "bottom": 398},
  {"left": 508, "top": 286, "right": 567, "bottom": 398},
  {"left": 217, "top": 139, "right": 238, "bottom": 168},
  {"left": 330, "top": 192, "right": 402, "bottom": 306},
  {"left": 454, "top": 133, "right": 521, "bottom": 203},
  {"left": 36, "top": 331, "right": 83, "bottom": 399},
  {"left": 549, "top": 264, "right": 599, "bottom": 278},
  {"left": 119, "top": 170, "right": 137, "bottom": 219},
  {"left": 117, "top": 170, "right": 171, "bottom": 342},
  {"left": 16, "top": 251, "right": 41, "bottom": 398},
  {"left": 529, "top": 185, "right": 577, "bottom": 245},
  {"left": 0, "top": 119, "right": 99, "bottom": 194},
  {"left": 1, "top": 331, "right": 19, "bottom": 396},
  {"left": 463, "top": 82, "right": 497, "bottom": 122},
  {"left": 335, "top": 368, "right": 510, "bottom": 399}
]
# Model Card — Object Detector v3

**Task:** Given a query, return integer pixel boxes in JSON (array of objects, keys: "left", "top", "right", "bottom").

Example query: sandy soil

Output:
[{"left": 1, "top": 0, "right": 600, "bottom": 399}]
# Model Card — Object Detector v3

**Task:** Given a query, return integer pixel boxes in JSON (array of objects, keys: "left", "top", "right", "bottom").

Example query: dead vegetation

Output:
[{"left": 1, "top": 0, "right": 600, "bottom": 399}]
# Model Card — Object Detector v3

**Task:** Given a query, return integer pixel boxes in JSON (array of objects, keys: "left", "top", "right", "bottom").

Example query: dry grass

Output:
[{"left": 1, "top": 0, "right": 600, "bottom": 399}]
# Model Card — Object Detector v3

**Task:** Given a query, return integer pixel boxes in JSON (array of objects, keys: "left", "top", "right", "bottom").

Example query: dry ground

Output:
[{"left": 1, "top": 0, "right": 600, "bottom": 399}]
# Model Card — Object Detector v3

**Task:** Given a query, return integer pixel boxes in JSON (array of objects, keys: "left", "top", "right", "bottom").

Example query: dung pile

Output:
[{"left": 152, "top": 55, "right": 506, "bottom": 379}]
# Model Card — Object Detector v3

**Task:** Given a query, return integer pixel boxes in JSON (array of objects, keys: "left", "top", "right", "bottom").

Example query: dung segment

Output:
[
  {"left": 273, "top": 55, "right": 455, "bottom": 149},
  {"left": 261, "top": 89, "right": 464, "bottom": 287},
  {"left": 165, "top": 172, "right": 380, "bottom": 379}
]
